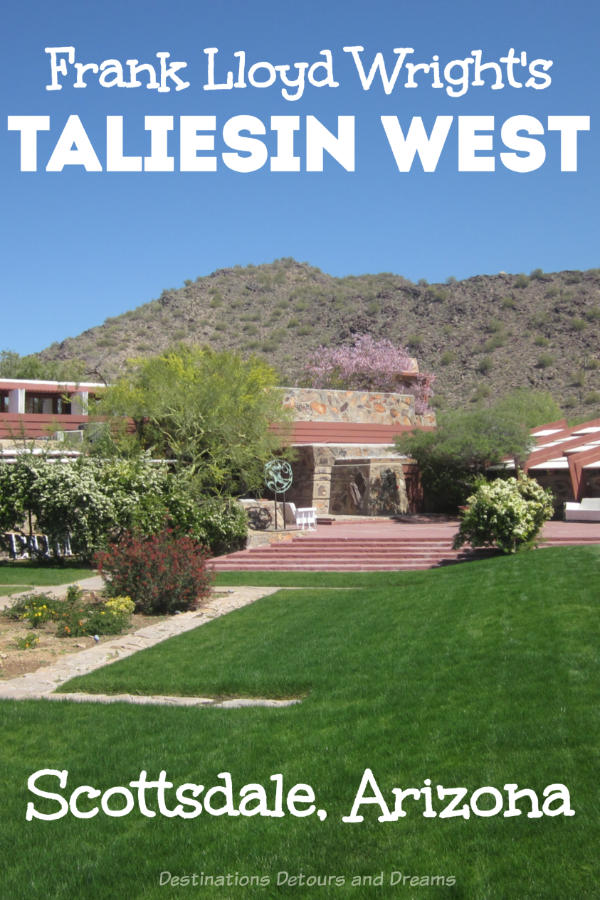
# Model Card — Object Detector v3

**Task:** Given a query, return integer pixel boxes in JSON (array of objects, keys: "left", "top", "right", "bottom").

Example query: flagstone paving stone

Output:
[{"left": 0, "top": 584, "right": 282, "bottom": 706}]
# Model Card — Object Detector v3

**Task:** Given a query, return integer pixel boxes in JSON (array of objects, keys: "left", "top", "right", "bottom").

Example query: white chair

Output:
[{"left": 295, "top": 507, "right": 317, "bottom": 530}]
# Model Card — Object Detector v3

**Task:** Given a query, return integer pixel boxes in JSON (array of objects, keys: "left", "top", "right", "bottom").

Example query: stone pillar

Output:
[
  {"left": 311, "top": 447, "right": 335, "bottom": 514},
  {"left": 312, "top": 463, "right": 333, "bottom": 514},
  {"left": 70, "top": 391, "right": 88, "bottom": 415},
  {"left": 8, "top": 388, "right": 24, "bottom": 413}
]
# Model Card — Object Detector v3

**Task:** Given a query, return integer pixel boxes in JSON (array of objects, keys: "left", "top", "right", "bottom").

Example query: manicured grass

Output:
[
  {"left": 212, "top": 568, "right": 448, "bottom": 587},
  {"left": 0, "top": 585, "right": 34, "bottom": 596},
  {"left": 0, "top": 561, "right": 95, "bottom": 591},
  {"left": 1, "top": 547, "right": 599, "bottom": 898}
]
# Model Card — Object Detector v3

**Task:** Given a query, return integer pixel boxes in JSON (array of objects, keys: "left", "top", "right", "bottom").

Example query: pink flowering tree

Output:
[{"left": 304, "top": 334, "right": 434, "bottom": 414}]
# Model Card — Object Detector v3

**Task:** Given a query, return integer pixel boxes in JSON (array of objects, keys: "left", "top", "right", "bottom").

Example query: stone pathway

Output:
[
  {"left": 0, "top": 574, "right": 106, "bottom": 611},
  {"left": 0, "top": 581, "right": 298, "bottom": 708}
]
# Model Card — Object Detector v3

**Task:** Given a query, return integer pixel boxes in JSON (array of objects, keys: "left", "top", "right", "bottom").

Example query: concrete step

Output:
[
  {"left": 290, "top": 538, "right": 456, "bottom": 545},
  {"left": 211, "top": 531, "right": 598, "bottom": 573},
  {"left": 211, "top": 554, "right": 483, "bottom": 571},
  {"left": 211, "top": 562, "right": 440, "bottom": 571}
]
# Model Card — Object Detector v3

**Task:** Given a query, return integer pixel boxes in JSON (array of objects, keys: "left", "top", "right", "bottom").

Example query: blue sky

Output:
[{"left": 1, "top": 0, "right": 598, "bottom": 354}]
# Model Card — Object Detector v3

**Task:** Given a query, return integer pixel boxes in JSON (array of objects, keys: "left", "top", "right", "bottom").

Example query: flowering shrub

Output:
[
  {"left": 15, "top": 633, "right": 39, "bottom": 650},
  {"left": 304, "top": 333, "right": 435, "bottom": 414},
  {"left": 95, "top": 529, "right": 213, "bottom": 615},
  {"left": 453, "top": 475, "right": 554, "bottom": 554},
  {"left": 0, "top": 455, "right": 170, "bottom": 562},
  {"left": 104, "top": 596, "right": 135, "bottom": 617},
  {"left": 0, "top": 456, "right": 246, "bottom": 561},
  {"left": 4, "top": 587, "right": 135, "bottom": 637},
  {"left": 4, "top": 593, "right": 62, "bottom": 627},
  {"left": 55, "top": 590, "right": 136, "bottom": 637}
]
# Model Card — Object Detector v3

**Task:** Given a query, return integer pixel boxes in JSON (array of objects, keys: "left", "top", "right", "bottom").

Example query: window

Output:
[{"left": 24, "top": 393, "right": 71, "bottom": 415}]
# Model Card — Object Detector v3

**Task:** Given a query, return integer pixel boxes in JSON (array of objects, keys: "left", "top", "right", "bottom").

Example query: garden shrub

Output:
[
  {"left": 0, "top": 456, "right": 246, "bottom": 561},
  {"left": 4, "top": 587, "right": 135, "bottom": 637},
  {"left": 0, "top": 455, "right": 170, "bottom": 563},
  {"left": 55, "top": 589, "right": 134, "bottom": 637},
  {"left": 15, "top": 634, "right": 39, "bottom": 650},
  {"left": 161, "top": 478, "right": 248, "bottom": 555},
  {"left": 179, "top": 497, "right": 247, "bottom": 556},
  {"left": 95, "top": 529, "right": 213, "bottom": 615},
  {"left": 4, "top": 592, "right": 62, "bottom": 627},
  {"left": 453, "top": 475, "right": 554, "bottom": 554}
]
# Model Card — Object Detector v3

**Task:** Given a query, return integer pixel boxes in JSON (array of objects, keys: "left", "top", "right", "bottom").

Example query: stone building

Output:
[
  {"left": 0, "top": 376, "right": 437, "bottom": 517},
  {"left": 273, "top": 387, "right": 435, "bottom": 516}
]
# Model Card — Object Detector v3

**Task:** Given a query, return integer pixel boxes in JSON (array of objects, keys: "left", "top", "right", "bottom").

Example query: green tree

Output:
[
  {"left": 93, "top": 344, "right": 292, "bottom": 496},
  {"left": 0, "top": 350, "right": 87, "bottom": 382},
  {"left": 396, "top": 390, "right": 561, "bottom": 512}
]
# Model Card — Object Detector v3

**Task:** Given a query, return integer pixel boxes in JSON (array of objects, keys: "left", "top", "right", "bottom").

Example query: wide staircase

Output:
[
  {"left": 211, "top": 535, "right": 490, "bottom": 572},
  {"left": 210, "top": 530, "right": 600, "bottom": 573}
]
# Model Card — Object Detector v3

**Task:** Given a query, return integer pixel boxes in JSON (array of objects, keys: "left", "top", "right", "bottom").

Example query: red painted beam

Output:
[
  {"left": 272, "top": 421, "right": 435, "bottom": 445},
  {"left": 566, "top": 446, "right": 600, "bottom": 502}
]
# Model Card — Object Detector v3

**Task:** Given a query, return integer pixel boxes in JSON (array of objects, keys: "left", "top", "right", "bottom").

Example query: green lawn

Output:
[
  {"left": 0, "top": 561, "right": 95, "bottom": 593},
  {"left": 1, "top": 546, "right": 599, "bottom": 898},
  {"left": 212, "top": 567, "right": 491, "bottom": 588}
]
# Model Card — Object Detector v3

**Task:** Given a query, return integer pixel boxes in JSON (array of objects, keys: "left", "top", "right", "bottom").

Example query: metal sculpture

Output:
[
  {"left": 264, "top": 459, "right": 293, "bottom": 493},
  {"left": 264, "top": 459, "right": 293, "bottom": 530}
]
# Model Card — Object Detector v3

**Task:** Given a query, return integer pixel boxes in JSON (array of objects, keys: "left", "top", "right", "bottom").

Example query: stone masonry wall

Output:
[
  {"left": 283, "top": 445, "right": 414, "bottom": 515},
  {"left": 272, "top": 387, "right": 435, "bottom": 517},
  {"left": 281, "top": 387, "right": 435, "bottom": 427},
  {"left": 330, "top": 458, "right": 409, "bottom": 516}
]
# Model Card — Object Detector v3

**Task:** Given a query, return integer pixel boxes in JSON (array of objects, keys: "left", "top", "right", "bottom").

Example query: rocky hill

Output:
[{"left": 38, "top": 258, "right": 600, "bottom": 417}]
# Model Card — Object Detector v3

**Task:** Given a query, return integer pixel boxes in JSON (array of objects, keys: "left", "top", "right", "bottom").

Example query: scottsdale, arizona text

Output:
[{"left": 26, "top": 767, "right": 574, "bottom": 822}]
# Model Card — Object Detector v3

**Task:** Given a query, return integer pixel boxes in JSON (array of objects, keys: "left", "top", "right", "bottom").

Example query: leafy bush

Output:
[
  {"left": 397, "top": 389, "right": 562, "bottom": 513},
  {"left": 440, "top": 351, "right": 456, "bottom": 365},
  {"left": 453, "top": 475, "right": 554, "bottom": 554},
  {"left": 0, "top": 455, "right": 171, "bottom": 562},
  {"left": 15, "top": 633, "right": 39, "bottom": 650},
  {"left": 0, "top": 456, "right": 247, "bottom": 561},
  {"left": 4, "top": 587, "right": 135, "bottom": 637},
  {"left": 483, "top": 335, "right": 505, "bottom": 352},
  {"left": 95, "top": 529, "right": 213, "bottom": 615},
  {"left": 4, "top": 593, "right": 62, "bottom": 627},
  {"left": 55, "top": 588, "right": 134, "bottom": 637},
  {"left": 176, "top": 496, "right": 247, "bottom": 556},
  {"left": 94, "top": 344, "right": 290, "bottom": 497}
]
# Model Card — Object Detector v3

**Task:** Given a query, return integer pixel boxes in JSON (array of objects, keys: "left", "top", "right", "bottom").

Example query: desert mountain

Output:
[{"left": 37, "top": 259, "right": 600, "bottom": 417}]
